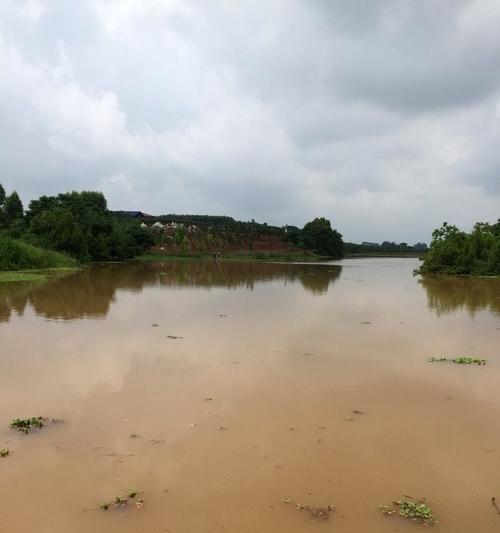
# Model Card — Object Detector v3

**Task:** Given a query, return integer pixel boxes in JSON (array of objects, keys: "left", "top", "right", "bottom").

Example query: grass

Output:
[
  {"left": 137, "top": 252, "right": 206, "bottom": 261},
  {"left": 138, "top": 250, "right": 328, "bottom": 263},
  {"left": 0, "top": 267, "right": 78, "bottom": 283},
  {"left": 222, "top": 251, "right": 326, "bottom": 262},
  {"left": 0, "top": 236, "right": 77, "bottom": 272}
]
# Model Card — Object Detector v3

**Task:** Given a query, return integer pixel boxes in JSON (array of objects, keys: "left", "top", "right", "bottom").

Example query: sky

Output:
[{"left": 0, "top": 0, "right": 499, "bottom": 243}]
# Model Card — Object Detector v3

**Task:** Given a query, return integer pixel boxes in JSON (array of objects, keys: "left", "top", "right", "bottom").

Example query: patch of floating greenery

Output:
[
  {"left": 0, "top": 448, "right": 11, "bottom": 457},
  {"left": 427, "top": 356, "right": 486, "bottom": 365},
  {"left": 100, "top": 489, "right": 143, "bottom": 511},
  {"left": 10, "top": 417, "right": 46, "bottom": 433},
  {"left": 0, "top": 267, "right": 78, "bottom": 283},
  {"left": 379, "top": 497, "right": 437, "bottom": 526},
  {"left": 282, "top": 498, "right": 334, "bottom": 521},
  {"left": 10, "top": 417, "right": 63, "bottom": 434}
]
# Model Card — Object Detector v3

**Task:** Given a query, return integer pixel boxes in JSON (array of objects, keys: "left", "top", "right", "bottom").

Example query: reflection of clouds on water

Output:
[
  {"left": 419, "top": 276, "right": 500, "bottom": 316},
  {"left": 0, "top": 261, "right": 342, "bottom": 322}
]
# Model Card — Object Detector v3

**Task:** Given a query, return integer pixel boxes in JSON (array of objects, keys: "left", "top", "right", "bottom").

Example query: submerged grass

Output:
[{"left": 0, "top": 448, "right": 11, "bottom": 457}]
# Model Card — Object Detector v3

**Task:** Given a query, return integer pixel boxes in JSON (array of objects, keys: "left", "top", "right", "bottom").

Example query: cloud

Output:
[{"left": 0, "top": 0, "right": 499, "bottom": 243}]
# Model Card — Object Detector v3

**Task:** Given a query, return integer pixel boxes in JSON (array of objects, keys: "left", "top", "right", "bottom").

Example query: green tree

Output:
[
  {"left": 0, "top": 183, "right": 5, "bottom": 228},
  {"left": 302, "top": 217, "right": 343, "bottom": 258},
  {"left": 26, "top": 190, "right": 152, "bottom": 262},
  {"left": 416, "top": 221, "right": 500, "bottom": 276},
  {"left": 3, "top": 191, "right": 24, "bottom": 224}
]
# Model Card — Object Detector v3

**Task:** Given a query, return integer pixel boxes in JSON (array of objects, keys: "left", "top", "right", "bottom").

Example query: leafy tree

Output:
[
  {"left": 3, "top": 191, "right": 24, "bottom": 224},
  {"left": 26, "top": 190, "right": 152, "bottom": 262},
  {"left": 283, "top": 225, "right": 303, "bottom": 248},
  {"left": 0, "top": 183, "right": 5, "bottom": 228},
  {"left": 302, "top": 217, "right": 343, "bottom": 258},
  {"left": 416, "top": 221, "right": 500, "bottom": 276}
]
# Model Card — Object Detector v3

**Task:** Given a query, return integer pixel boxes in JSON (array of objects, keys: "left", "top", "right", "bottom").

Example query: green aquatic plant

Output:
[
  {"left": 10, "top": 417, "right": 46, "bottom": 433},
  {"left": 0, "top": 448, "right": 11, "bottom": 457},
  {"left": 99, "top": 489, "right": 142, "bottom": 511},
  {"left": 379, "top": 497, "right": 437, "bottom": 526},
  {"left": 427, "top": 356, "right": 486, "bottom": 365}
]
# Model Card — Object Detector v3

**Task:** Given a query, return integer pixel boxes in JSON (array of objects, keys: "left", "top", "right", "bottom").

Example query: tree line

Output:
[
  {"left": 0, "top": 184, "right": 153, "bottom": 264},
  {"left": 0, "top": 183, "right": 345, "bottom": 267}
]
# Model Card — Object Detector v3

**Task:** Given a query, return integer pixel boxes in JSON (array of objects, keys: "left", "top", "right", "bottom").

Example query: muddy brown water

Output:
[{"left": 1, "top": 258, "right": 499, "bottom": 532}]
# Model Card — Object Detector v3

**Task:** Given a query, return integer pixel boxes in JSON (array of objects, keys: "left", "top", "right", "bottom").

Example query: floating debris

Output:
[
  {"left": 166, "top": 335, "right": 183, "bottom": 339},
  {"left": 352, "top": 409, "right": 364, "bottom": 415},
  {"left": 10, "top": 417, "right": 46, "bottom": 434},
  {"left": 204, "top": 397, "right": 213, "bottom": 401},
  {"left": 282, "top": 498, "right": 334, "bottom": 521},
  {"left": 129, "top": 433, "right": 140, "bottom": 439},
  {"left": 217, "top": 426, "right": 227, "bottom": 431},
  {"left": 492, "top": 497, "right": 500, "bottom": 515},
  {"left": 379, "top": 496, "right": 437, "bottom": 526},
  {"left": 428, "top": 356, "right": 486, "bottom": 365},
  {"left": 152, "top": 323, "right": 159, "bottom": 327},
  {"left": 360, "top": 321, "right": 372, "bottom": 325},
  {"left": 148, "top": 439, "right": 165, "bottom": 445},
  {"left": 99, "top": 489, "right": 143, "bottom": 511},
  {"left": 0, "top": 448, "right": 11, "bottom": 458}
]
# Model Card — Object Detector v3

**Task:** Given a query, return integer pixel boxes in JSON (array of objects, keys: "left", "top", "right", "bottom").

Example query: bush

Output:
[
  {"left": 0, "top": 235, "right": 77, "bottom": 271},
  {"left": 416, "top": 221, "right": 500, "bottom": 276}
]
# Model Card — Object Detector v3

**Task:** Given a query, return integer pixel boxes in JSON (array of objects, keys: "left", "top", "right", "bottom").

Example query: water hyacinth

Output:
[{"left": 379, "top": 497, "right": 437, "bottom": 526}]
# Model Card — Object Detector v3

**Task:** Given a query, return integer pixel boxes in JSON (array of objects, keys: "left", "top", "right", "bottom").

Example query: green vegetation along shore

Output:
[
  {"left": 416, "top": 220, "right": 500, "bottom": 276},
  {"left": 3, "top": 180, "right": 497, "bottom": 277},
  {"left": 0, "top": 183, "right": 153, "bottom": 274},
  {"left": 0, "top": 236, "right": 77, "bottom": 271},
  {"left": 138, "top": 250, "right": 327, "bottom": 263}
]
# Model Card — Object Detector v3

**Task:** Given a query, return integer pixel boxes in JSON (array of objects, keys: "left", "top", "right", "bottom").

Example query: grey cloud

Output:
[{"left": 0, "top": 0, "right": 499, "bottom": 243}]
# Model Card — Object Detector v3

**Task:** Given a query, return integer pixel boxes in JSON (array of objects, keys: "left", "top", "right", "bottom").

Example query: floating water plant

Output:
[
  {"left": 99, "top": 489, "right": 143, "bottom": 511},
  {"left": 379, "top": 497, "right": 437, "bottom": 526},
  {"left": 282, "top": 498, "right": 334, "bottom": 521},
  {"left": 10, "top": 417, "right": 63, "bottom": 434},
  {"left": 0, "top": 448, "right": 11, "bottom": 457},
  {"left": 427, "top": 356, "right": 486, "bottom": 365},
  {"left": 10, "top": 417, "right": 46, "bottom": 433}
]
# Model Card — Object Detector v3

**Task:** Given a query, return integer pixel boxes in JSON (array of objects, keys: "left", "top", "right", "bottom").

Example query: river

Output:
[{"left": 1, "top": 258, "right": 499, "bottom": 532}]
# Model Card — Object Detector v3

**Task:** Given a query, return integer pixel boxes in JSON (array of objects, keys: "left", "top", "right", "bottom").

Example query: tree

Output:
[
  {"left": 3, "top": 191, "right": 24, "bottom": 224},
  {"left": 0, "top": 183, "right": 5, "bottom": 228},
  {"left": 302, "top": 217, "right": 343, "bottom": 258},
  {"left": 415, "top": 221, "right": 500, "bottom": 276},
  {"left": 26, "top": 190, "right": 152, "bottom": 262}
]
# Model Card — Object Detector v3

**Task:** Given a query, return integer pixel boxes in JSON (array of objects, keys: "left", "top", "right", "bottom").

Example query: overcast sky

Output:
[{"left": 1, "top": 0, "right": 499, "bottom": 243}]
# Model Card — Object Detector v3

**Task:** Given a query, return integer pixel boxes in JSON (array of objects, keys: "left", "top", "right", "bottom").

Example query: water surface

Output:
[{"left": 1, "top": 258, "right": 499, "bottom": 532}]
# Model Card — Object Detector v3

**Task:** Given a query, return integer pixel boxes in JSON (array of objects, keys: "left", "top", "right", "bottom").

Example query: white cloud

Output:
[{"left": 0, "top": 0, "right": 498, "bottom": 243}]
